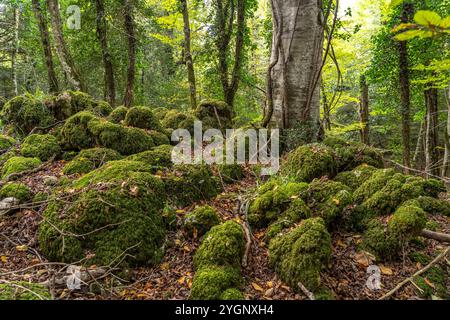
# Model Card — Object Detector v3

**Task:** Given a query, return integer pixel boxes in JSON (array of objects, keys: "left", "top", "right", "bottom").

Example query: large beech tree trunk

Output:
[
  {"left": 32, "top": 0, "right": 59, "bottom": 93},
  {"left": 123, "top": 0, "right": 136, "bottom": 108},
  {"left": 95, "top": 0, "right": 116, "bottom": 106},
  {"left": 266, "top": 0, "right": 324, "bottom": 148},
  {"left": 180, "top": 0, "right": 197, "bottom": 109},
  {"left": 47, "top": 0, "right": 83, "bottom": 91}
]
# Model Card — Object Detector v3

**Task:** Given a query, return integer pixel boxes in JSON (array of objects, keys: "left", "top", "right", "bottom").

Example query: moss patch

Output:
[
  {"left": 0, "top": 134, "right": 15, "bottom": 150},
  {"left": 124, "top": 106, "right": 162, "bottom": 131},
  {"left": 126, "top": 145, "right": 173, "bottom": 170},
  {"left": 195, "top": 100, "right": 233, "bottom": 130},
  {"left": 1, "top": 156, "right": 42, "bottom": 179},
  {"left": 183, "top": 205, "right": 221, "bottom": 237},
  {"left": 0, "top": 182, "right": 32, "bottom": 203},
  {"left": 108, "top": 106, "right": 128, "bottom": 124},
  {"left": 190, "top": 266, "right": 242, "bottom": 300},
  {"left": 62, "top": 148, "right": 122, "bottom": 175},
  {"left": 0, "top": 282, "right": 51, "bottom": 300},
  {"left": 21, "top": 134, "right": 61, "bottom": 161},
  {"left": 334, "top": 164, "right": 377, "bottom": 191},
  {"left": 161, "top": 110, "right": 197, "bottom": 134}
]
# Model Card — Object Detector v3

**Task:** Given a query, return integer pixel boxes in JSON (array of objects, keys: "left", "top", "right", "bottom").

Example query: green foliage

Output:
[
  {"left": 414, "top": 266, "right": 448, "bottom": 299},
  {"left": 269, "top": 218, "right": 332, "bottom": 292},
  {"left": 281, "top": 144, "right": 336, "bottom": 183},
  {"left": 393, "top": 10, "right": 450, "bottom": 41},
  {"left": 0, "top": 135, "right": 15, "bottom": 150},
  {"left": 0, "top": 183, "right": 32, "bottom": 203},
  {"left": 184, "top": 205, "right": 221, "bottom": 237},
  {"left": 0, "top": 282, "right": 51, "bottom": 300},
  {"left": 1, "top": 156, "right": 42, "bottom": 179},
  {"left": 21, "top": 134, "right": 61, "bottom": 161}
]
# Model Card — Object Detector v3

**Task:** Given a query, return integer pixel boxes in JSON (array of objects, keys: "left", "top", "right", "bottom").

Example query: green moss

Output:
[
  {"left": 52, "top": 91, "right": 98, "bottom": 120},
  {"left": 0, "top": 183, "right": 32, "bottom": 203},
  {"left": 164, "top": 164, "right": 221, "bottom": 207},
  {"left": 62, "top": 148, "right": 122, "bottom": 175},
  {"left": 0, "top": 134, "right": 15, "bottom": 150},
  {"left": 161, "top": 110, "right": 197, "bottom": 134},
  {"left": 39, "top": 171, "right": 167, "bottom": 267},
  {"left": 1, "top": 94, "right": 55, "bottom": 135},
  {"left": 221, "top": 288, "right": 245, "bottom": 300},
  {"left": 61, "top": 151, "right": 78, "bottom": 161},
  {"left": 269, "top": 217, "right": 332, "bottom": 292},
  {"left": 153, "top": 107, "right": 169, "bottom": 120},
  {"left": 248, "top": 180, "right": 309, "bottom": 228},
  {"left": 33, "top": 191, "right": 49, "bottom": 203},
  {"left": 124, "top": 106, "right": 162, "bottom": 131},
  {"left": 281, "top": 144, "right": 336, "bottom": 183},
  {"left": 1, "top": 156, "right": 41, "bottom": 179},
  {"left": 217, "top": 164, "right": 245, "bottom": 184},
  {"left": 414, "top": 266, "right": 448, "bottom": 299},
  {"left": 94, "top": 101, "right": 113, "bottom": 117},
  {"left": 190, "top": 266, "right": 241, "bottom": 300},
  {"left": 126, "top": 145, "right": 173, "bottom": 170},
  {"left": 334, "top": 164, "right": 377, "bottom": 191},
  {"left": 409, "top": 251, "right": 431, "bottom": 265},
  {"left": 194, "top": 221, "right": 244, "bottom": 270},
  {"left": 195, "top": 100, "right": 233, "bottom": 130},
  {"left": 323, "top": 137, "right": 384, "bottom": 171},
  {"left": 148, "top": 130, "right": 170, "bottom": 146},
  {"left": 353, "top": 168, "right": 396, "bottom": 203},
  {"left": 184, "top": 205, "right": 221, "bottom": 237},
  {"left": 414, "top": 196, "right": 450, "bottom": 217},
  {"left": 0, "top": 282, "right": 51, "bottom": 300},
  {"left": 21, "top": 134, "right": 61, "bottom": 161},
  {"left": 59, "top": 111, "right": 97, "bottom": 151},
  {"left": 108, "top": 106, "right": 128, "bottom": 124},
  {"left": 302, "top": 179, "right": 353, "bottom": 226}
]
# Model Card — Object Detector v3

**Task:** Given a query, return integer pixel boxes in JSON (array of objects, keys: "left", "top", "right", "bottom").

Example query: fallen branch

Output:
[
  {"left": 40, "top": 267, "right": 107, "bottom": 289},
  {"left": 29, "top": 120, "right": 66, "bottom": 135},
  {"left": 239, "top": 198, "right": 252, "bottom": 268},
  {"left": 379, "top": 246, "right": 449, "bottom": 300},
  {"left": 297, "top": 281, "right": 315, "bottom": 300},
  {"left": 421, "top": 229, "right": 450, "bottom": 243}
]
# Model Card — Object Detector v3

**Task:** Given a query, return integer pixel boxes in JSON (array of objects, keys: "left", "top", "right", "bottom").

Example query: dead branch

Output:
[
  {"left": 297, "top": 281, "right": 315, "bottom": 300},
  {"left": 3, "top": 155, "right": 56, "bottom": 183},
  {"left": 239, "top": 197, "right": 252, "bottom": 268},
  {"left": 421, "top": 229, "right": 450, "bottom": 243},
  {"left": 40, "top": 267, "right": 107, "bottom": 289},
  {"left": 379, "top": 246, "right": 449, "bottom": 300}
]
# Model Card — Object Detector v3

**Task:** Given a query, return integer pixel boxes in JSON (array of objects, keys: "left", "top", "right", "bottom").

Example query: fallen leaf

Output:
[
  {"left": 160, "top": 262, "right": 170, "bottom": 270},
  {"left": 178, "top": 276, "right": 186, "bottom": 285},
  {"left": 266, "top": 281, "right": 273, "bottom": 288},
  {"left": 176, "top": 210, "right": 185, "bottom": 214},
  {"left": 252, "top": 282, "right": 264, "bottom": 292},
  {"left": 264, "top": 288, "right": 274, "bottom": 297},
  {"left": 332, "top": 198, "right": 340, "bottom": 205},
  {"left": 130, "top": 186, "right": 139, "bottom": 196},
  {"left": 0, "top": 256, "right": 7, "bottom": 263},
  {"left": 183, "top": 245, "right": 191, "bottom": 252},
  {"left": 15, "top": 245, "right": 28, "bottom": 252},
  {"left": 354, "top": 251, "right": 375, "bottom": 268},
  {"left": 380, "top": 265, "right": 393, "bottom": 276},
  {"left": 424, "top": 278, "right": 435, "bottom": 289},
  {"left": 336, "top": 239, "right": 347, "bottom": 248}
]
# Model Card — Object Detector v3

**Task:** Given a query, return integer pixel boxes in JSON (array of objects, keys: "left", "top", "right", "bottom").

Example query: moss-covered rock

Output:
[
  {"left": 39, "top": 168, "right": 167, "bottom": 267},
  {"left": 21, "top": 134, "right": 61, "bottom": 161},
  {"left": 0, "top": 134, "right": 15, "bottom": 150},
  {"left": 59, "top": 111, "right": 97, "bottom": 151},
  {"left": 153, "top": 107, "right": 169, "bottom": 121},
  {"left": 126, "top": 145, "right": 173, "bottom": 170},
  {"left": 1, "top": 156, "right": 42, "bottom": 179},
  {"left": 108, "top": 106, "right": 128, "bottom": 124},
  {"left": 161, "top": 110, "right": 197, "bottom": 134},
  {"left": 195, "top": 100, "right": 233, "bottom": 130},
  {"left": 62, "top": 147, "right": 122, "bottom": 175},
  {"left": 413, "top": 196, "right": 450, "bottom": 217},
  {"left": 193, "top": 221, "right": 244, "bottom": 270},
  {"left": 217, "top": 163, "right": 245, "bottom": 184},
  {"left": 183, "top": 205, "right": 221, "bottom": 237},
  {"left": 1, "top": 94, "right": 55, "bottom": 135},
  {"left": 334, "top": 164, "right": 377, "bottom": 191},
  {"left": 148, "top": 130, "right": 170, "bottom": 146},
  {"left": 124, "top": 106, "right": 162, "bottom": 131},
  {"left": 52, "top": 91, "right": 96, "bottom": 120},
  {"left": 323, "top": 137, "right": 384, "bottom": 171},
  {"left": 281, "top": 144, "right": 336, "bottom": 183},
  {"left": 0, "top": 182, "right": 32, "bottom": 203},
  {"left": 269, "top": 217, "right": 332, "bottom": 292},
  {"left": 414, "top": 266, "right": 448, "bottom": 299},
  {"left": 164, "top": 164, "right": 221, "bottom": 207},
  {"left": 95, "top": 101, "right": 113, "bottom": 117},
  {"left": 248, "top": 179, "right": 309, "bottom": 228},
  {"left": 0, "top": 282, "right": 51, "bottom": 300},
  {"left": 353, "top": 169, "right": 396, "bottom": 203},
  {"left": 190, "top": 266, "right": 242, "bottom": 300},
  {"left": 221, "top": 288, "right": 245, "bottom": 300}
]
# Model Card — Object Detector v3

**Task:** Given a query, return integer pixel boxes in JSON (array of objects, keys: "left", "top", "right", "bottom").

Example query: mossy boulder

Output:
[
  {"left": 21, "top": 134, "right": 61, "bottom": 161},
  {"left": 217, "top": 163, "right": 245, "bottom": 184},
  {"left": 148, "top": 130, "right": 170, "bottom": 146},
  {"left": 248, "top": 179, "right": 309, "bottom": 228},
  {"left": 108, "top": 106, "right": 128, "bottom": 124},
  {"left": 124, "top": 106, "right": 162, "bottom": 131},
  {"left": 59, "top": 111, "right": 97, "bottom": 151},
  {"left": 0, "top": 135, "right": 15, "bottom": 150},
  {"left": 193, "top": 221, "right": 245, "bottom": 270},
  {"left": 153, "top": 107, "right": 169, "bottom": 121},
  {"left": 0, "top": 182, "right": 32, "bottom": 203},
  {"left": 269, "top": 217, "right": 332, "bottom": 292},
  {"left": 164, "top": 164, "right": 221, "bottom": 207},
  {"left": 0, "top": 282, "right": 51, "bottom": 300},
  {"left": 161, "top": 110, "right": 197, "bottom": 134},
  {"left": 126, "top": 145, "right": 173, "bottom": 170},
  {"left": 221, "top": 288, "right": 245, "bottom": 300},
  {"left": 353, "top": 169, "right": 396, "bottom": 203},
  {"left": 95, "top": 101, "right": 113, "bottom": 117},
  {"left": 412, "top": 196, "right": 450, "bottom": 217},
  {"left": 1, "top": 156, "right": 42, "bottom": 179},
  {"left": 323, "top": 137, "right": 384, "bottom": 171},
  {"left": 334, "top": 164, "right": 377, "bottom": 191},
  {"left": 39, "top": 168, "right": 167, "bottom": 267},
  {"left": 363, "top": 203, "right": 427, "bottom": 260},
  {"left": 1, "top": 94, "right": 55, "bottom": 135},
  {"left": 302, "top": 179, "right": 353, "bottom": 226},
  {"left": 183, "top": 205, "right": 221, "bottom": 237},
  {"left": 195, "top": 100, "right": 233, "bottom": 130},
  {"left": 281, "top": 144, "right": 336, "bottom": 183},
  {"left": 52, "top": 91, "right": 96, "bottom": 120},
  {"left": 190, "top": 266, "right": 242, "bottom": 300},
  {"left": 62, "top": 148, "right": 122, "bottom": 175}
]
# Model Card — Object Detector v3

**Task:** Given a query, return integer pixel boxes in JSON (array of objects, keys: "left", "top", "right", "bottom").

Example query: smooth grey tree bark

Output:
[{"left": 266, "top": 0, "right": 324, "bottom": 148}]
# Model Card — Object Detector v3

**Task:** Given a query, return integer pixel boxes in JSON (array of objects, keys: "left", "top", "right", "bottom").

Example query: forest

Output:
[{"left": 0, "top": 0, "right": 449, "bottom": 302}]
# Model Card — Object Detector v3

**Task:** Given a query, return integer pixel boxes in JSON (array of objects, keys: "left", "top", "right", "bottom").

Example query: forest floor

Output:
[{"left": 0, "top": 161, "right": 449, "bottom": 300}]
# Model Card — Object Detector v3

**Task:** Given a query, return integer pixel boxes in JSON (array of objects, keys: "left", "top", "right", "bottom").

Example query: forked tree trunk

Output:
[
  {"left": 95, "top": 0, "right": 116, "bottom": 106},
  {"left": 123, "top": 0, "right": 136, "bottom": 108},
  {"left": 47, "top": 0, "right": 83, "bottom": 91},
  {"left": 359, "top": 75, "right": 370, "bottom": 145},
  {"left": 267, "top": 0, "right": 324, "bottom": 148},
  {"left": 32, "top": 0, "right": 59, "bottom": 93},
  {"left": 180, "top": 0, "right": 197, "bottom": 109}
]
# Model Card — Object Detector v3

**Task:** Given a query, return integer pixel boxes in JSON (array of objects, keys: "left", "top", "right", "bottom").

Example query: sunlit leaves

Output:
[
  {"left": 414, "top": 10, "right": 442, "bottom": 26},
  {"left": 393, "top": 10, "right": 450, "bottom": 41}
]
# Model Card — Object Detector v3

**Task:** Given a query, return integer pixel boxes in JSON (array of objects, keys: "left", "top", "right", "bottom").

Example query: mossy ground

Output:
[
  {"left": 62, "top": 147, "right": 122, "bottom": 175},
  {"left": 0, "top": 282, "right": 51, "bottom": 300}
]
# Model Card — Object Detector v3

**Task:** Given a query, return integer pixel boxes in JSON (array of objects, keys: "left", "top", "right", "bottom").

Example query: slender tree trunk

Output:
[
  {"left": 442, "top": 86, "right": 450, "bottom": 177},
  {"left": 123, "top": 0, "right": 136, "bottom": 108},
  {"left": 359, "top": 75, "right": 370, "bottom": 145},
  {"left": 180, "top": 0, "right": 197, "bottom": 109},
  {"left": 398, "top": 2, "right": 413, "bottom": 173},
  {"left": 268, "top": 0, "right": 324, "bottom": 147},
  {"left": 413, "top": 118, "right": 425, "bottom": 170},
  {"left": 321, "top": 81, "right": 331, "bottom": 131},
  {"left": 32, "top": 0, "right": 59, "bottom": 93},
  {"left": 47, "top": 0, "right": 83, "bottom": 91},
  {"left": 425, "top": 88, "right": 439, "bottom": 177},
  {"left": 11, "top": 6, "right": 20, "bottom": 96},
  {"left": 95, "top": 0, "right": 115, "bottom": 106}
]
